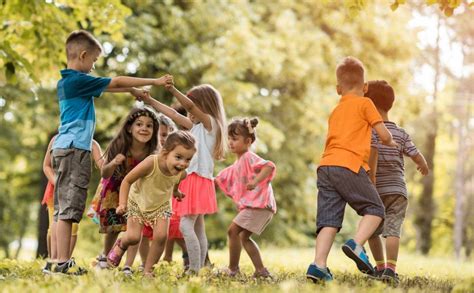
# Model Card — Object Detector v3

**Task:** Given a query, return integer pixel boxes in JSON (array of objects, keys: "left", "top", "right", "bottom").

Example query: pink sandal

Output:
[{"left": 107, "top": 238, "right": 125, "bottom": 267}]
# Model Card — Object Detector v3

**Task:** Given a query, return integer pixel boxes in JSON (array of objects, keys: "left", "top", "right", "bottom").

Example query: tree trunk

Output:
[{"left": 414, "top": 14, "right": 441, "bottom": 255}]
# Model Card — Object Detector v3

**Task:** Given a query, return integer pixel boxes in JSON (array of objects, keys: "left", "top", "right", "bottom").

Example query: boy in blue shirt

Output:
[{"left": 51, "top": 30, "right": 172, "bottom": 275}]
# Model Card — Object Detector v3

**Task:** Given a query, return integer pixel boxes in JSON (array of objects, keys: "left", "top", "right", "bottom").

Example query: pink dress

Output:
[{"left": 215, "top": 151, "right": 277, "bottom": 213}]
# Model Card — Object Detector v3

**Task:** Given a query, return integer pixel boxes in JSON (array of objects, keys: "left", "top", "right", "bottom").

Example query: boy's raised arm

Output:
[{"left": 106, "top": 75, "right": 172, "bottom": 90}]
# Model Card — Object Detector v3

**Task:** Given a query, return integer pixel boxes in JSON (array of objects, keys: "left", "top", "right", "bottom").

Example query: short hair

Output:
[
  {"left": 228, "top": 117, "right": 259, "bottom": 143},
  {"left": 161, "top": 130, "right": 196, "bottom": 154},
  {"left": 365, "top": 80, "right": 395, "bottom": 112},
  {"left": 66, "top": 30, "right": 103, "bottom": 60},
  {"left": 336, "top": 56, "right": 365, "bottom": 91}
]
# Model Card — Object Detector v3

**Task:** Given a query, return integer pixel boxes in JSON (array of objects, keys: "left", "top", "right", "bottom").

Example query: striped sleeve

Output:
[{"left": 402, "top": 130, "right": 419, "bottom": 157}]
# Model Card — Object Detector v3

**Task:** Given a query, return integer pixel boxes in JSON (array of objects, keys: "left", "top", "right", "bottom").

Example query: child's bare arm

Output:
[
  {"left": 101, "top": 154, "right": 126, "bottom": 179},
  {"left": 168, "top": 86, "right": 212, "bottom": 131},
  {"left": 91, "top": 140, "right": 104, "bottom": 170},
  {"left": 42, "top": 137, "right": 55, "bottom": 184},
  {"left": 373, "top": 122, "right": 398, "bottom": 147},
  {"left": 368, "top": 147, "right": 378, "bottom": 184},
  {"left": 106, "top": 75, "right": 172, "bottom": 90},
  {"left": 411, "top": 152, "right": 429, "bottom": 176},
  {"left": 173, "top": 171, "right": 187, "bottom": 201},
  {"left": 117, "top": 156, "right": 154, "bottom": 215},
  {"left": 141, "top": 93, "right": 193, "bottom": 130},
  {"left": 247, "top": 165, "right": 274, "bottom": 190}
]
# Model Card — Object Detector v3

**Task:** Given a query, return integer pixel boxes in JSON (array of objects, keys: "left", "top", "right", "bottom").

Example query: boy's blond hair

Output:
[
  {"left": 66, "top": 30, "right": 103, "bottom": 61},
  {"left": 336, "top": 56, "right": 365, "bottom": 91}
]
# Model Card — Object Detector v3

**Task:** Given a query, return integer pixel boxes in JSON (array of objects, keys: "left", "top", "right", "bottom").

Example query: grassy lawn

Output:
[{"left": 0, "top": 247, "right": 473, "bottom": 292}]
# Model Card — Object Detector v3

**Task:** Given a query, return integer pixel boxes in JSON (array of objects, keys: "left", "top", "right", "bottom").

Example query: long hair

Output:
[
  {"left": 104, "top": 107, "right": 159, "bottom": 177},
  {"left": 187, "top": 84, "right": 227, "bottom": 160}
]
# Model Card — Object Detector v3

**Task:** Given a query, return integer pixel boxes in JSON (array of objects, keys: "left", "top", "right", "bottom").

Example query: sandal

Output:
[{"left": 107, "top": 238, "right": 125, "bottom": 267}]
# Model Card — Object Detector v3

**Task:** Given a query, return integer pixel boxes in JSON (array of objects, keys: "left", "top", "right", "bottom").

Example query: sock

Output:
[
  {"left": 313, "top": 262, "right": 329, "bottom": 273},
  {"left": 375, "top": 260, "right": 386, "bottom": 271},
  {"left": 386, "top": 259, "right": 397, "bottom": 272}
]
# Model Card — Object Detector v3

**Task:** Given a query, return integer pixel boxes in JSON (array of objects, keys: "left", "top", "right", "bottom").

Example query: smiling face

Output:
[
  {"left": 228, "top": 134, "right": 251, "bottom": 156},
  {"left": 164, "top": 145, "right": 196, "bottom": 175},
  {"left": 130, "top": 115, "right": 154, "bottom": 144},
  {"left": 158, "top": 124, "right": 170, "bottom": 147}
]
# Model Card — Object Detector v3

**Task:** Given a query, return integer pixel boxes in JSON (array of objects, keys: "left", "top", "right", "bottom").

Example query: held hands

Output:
[
  {"left": 130, "top": 87, "right": 149, "bottom": 100},
  {"left": 116, "top": 204, "right": 127, "bottom": 215},
  {"left": 113, "top": 154, "right": 126, "bottom": 166},
  {"left": 173, "top": 190, "right": 185, "bottom": 201},
  {"left": 155, "top": 74, "right": 174, "bottom": 88}
]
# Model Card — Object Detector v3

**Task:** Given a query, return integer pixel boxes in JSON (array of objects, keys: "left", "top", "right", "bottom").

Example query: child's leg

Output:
[
  {"left": 163, "top": 239, "right": 175, "bottom": 262},
  {"left": 385, "top": 236, "right": 399, "bottom": 271},
  {"left": 314, "top": 227, "right": 338, "bottom": 268},
  {"left": 354, "top": 215, "right": 383, "bottom": 246},
  {"left": 121, "top": 218, "right": 143, "bottom": 248},
  {"left": 227, "top": 222, "right": 243, "bottom": 271},
  {"left": 239, "top": 229, "right": 266, "bottom": 272},
  {"left": 139, "top": 237, "right": 150, "bottom": 265},
  {"left": 143, "top": 218, "right": 169, "bottom": 274},
  {"left": 180, "top": 215, "right": 201, "bottom": 272},
  {"left": 103, "top": 232, "right": 119, "bottom": 255},
  {"left": 124, "top": 243, "right": 141, "bottom": 267},
  {"left": 68, "top": 223, "right": 79, "bottom": 258},
  {"left": 194, "top": 214, "right": 208, "bottom": 268},
  {"left": 56, "top": 219, "right": 73, "bottom": 262},
  {"left": 368, "top": 235, "right": 385, "bottom": 271}
]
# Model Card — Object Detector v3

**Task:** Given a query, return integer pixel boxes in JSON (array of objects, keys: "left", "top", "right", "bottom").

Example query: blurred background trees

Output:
[{"left": 0, "top": 0, "right": 472, "bottom": 260}]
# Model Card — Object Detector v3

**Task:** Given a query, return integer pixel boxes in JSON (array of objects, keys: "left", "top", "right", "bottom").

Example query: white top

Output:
[{"left": 187, "top": 116, "right": 217, "bottom": 179}]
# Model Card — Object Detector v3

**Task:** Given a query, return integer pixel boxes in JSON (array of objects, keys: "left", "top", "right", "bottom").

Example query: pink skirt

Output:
[{"left": 174, "top": 173, "right": 218, "bottom": 216}]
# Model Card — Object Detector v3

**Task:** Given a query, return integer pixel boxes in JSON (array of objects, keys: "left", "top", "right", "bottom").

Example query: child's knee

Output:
[
  {"left": 153, "top": 234, "right": 167, "bottom": 245},
  {"left": 227, "top": 225, "right": 239, "bottom": 237}
]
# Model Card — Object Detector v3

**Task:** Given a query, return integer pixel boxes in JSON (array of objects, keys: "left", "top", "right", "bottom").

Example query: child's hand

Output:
[
  {"left": 113, "top": 154, "right": 126, "bottom": 166},
  {"left": 417, "top": 164, "right": 429, "bottom": 176},
  {"left": 246, "top": 181, "right": 257, "bottom": 190},
  {"left": 116, "top": 204, "right": 127, "bottom": 215},
  {"left": 173, "top": 190, "right": 185, "bottom": 201},
  {"left": 130, "top": 87, "right": 149, "bottom": 100},
  {"left": 155, "top": 74, "right": 173, "bottom": 87}
]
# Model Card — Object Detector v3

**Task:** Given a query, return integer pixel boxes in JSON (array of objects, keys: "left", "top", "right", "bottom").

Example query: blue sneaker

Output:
[
  {"left": 306, "top": 263, "right": 333, "bottom": 283},
  {"left": 341, "top": 239, "right": 374, "bottom": 275}
]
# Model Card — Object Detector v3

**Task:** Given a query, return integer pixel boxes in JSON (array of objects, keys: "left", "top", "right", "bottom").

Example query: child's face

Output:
[
  {"left": 164, "top": 145, "right": 195, "bottom": 175},
  {"left": 130, "top": 116, "right": 154, "bottom": 144},
  {"left": 79, "top": 49, "right": 101, "bottom": 73},
  {"left": 158, "top": 125, "right": 169, "bottom": 147},
  {"left": 228, "top": 134, "right": 251, "bottom": 155}
]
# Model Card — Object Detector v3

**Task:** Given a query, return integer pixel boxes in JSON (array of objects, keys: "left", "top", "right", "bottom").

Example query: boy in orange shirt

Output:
[{"left": 306, "top": 57, "right": 397, "bottom": 283}]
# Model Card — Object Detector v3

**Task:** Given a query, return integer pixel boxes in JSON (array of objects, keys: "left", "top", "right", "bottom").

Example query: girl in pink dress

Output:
[
  {"left": 141, "top": 84, "right": 226, "bottom": 274},
  {"left": 215, "top": 117, "right": 277, "bottom": 278}
]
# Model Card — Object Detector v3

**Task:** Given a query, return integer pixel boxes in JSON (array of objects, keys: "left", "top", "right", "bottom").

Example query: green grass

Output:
[{"left": 0, "top": 248, "right": 473, "bottom": 292}]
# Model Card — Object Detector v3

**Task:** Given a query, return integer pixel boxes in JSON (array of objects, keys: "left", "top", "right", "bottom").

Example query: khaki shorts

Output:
[
  {"left": 233, "top": 208, "right": 273, "bottom": 235},
  {"left": 377, "top": 194, "right": 408, "bottom": 238},
  {"left": 52, "top": 148, "right": 91, "bottom": 223}
]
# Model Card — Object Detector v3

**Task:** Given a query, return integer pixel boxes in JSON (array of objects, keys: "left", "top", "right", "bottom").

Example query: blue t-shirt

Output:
[{"left": 52, "top": 69, "right": 111, "bottom": 151}]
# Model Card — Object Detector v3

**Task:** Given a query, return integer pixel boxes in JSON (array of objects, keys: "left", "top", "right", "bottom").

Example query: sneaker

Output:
[
  {"left": 122, "top": 266, "right": 133, "bottom": 276},
  {"left": 381, "top": 268, "right": 400, "bottom": 286},
  {"left": 367, "top": 266, "right": 385, "bottom": 280},
  {"left": 252, "top": 267, "right": 273, "bottom": 279},
  {"left": 306, "top": 263, "right": 333, "bottom": 283},
  {"left": 53, "top": 259, "right": 87, "bottom": 275},
  {"left": 341, "top": 239, "right": 375, "bottom": 275},
  {"left": 42, "top": 261, "right": 53, "bottom": 274},
  {"left": 95, "top": 254, "right": 109, "bottom": 269}
]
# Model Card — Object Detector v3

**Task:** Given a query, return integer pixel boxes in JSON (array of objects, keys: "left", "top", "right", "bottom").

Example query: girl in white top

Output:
[
  {"left": 107, "top": 131, "right": 196, "bottom": 277},
  {"left": 142, "top": 83, "right": 226, "bottom": 273}
]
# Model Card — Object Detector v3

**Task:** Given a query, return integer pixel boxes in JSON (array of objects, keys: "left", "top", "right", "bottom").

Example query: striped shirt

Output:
[{"left": 371, "top": 121, "right": 419, "bottom": 198}]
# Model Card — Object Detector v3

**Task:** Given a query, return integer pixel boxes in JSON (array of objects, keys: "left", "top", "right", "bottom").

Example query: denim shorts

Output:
[
  {"left": 316, "top": 166, "right": 385, "bottom": 234},
  {"left": 52, "top": 148, "right": 91, "bottom": 223}
]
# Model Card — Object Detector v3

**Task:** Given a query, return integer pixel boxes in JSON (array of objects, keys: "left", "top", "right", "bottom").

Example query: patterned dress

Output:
[{"left": 89, "top": 155, "right": 141, "bottom": 233}]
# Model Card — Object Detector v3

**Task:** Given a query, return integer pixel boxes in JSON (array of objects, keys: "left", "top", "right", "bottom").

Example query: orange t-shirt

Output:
[{"left": 319, "top": 94, "right": 382, "bottom": 173}]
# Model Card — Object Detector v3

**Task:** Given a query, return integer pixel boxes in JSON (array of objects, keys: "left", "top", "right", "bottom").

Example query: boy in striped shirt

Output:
[{"left": 366, "top": 80, "right": 429, "bottom": 285}]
